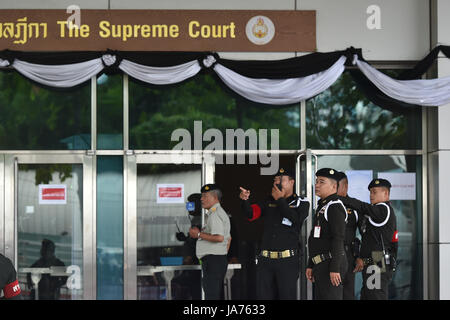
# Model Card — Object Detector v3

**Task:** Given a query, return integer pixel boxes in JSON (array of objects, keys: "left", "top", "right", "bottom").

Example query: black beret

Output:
[
  {"left": 315, "top": 168, "right": 340, "bottom": 182},
  {"left": 368, "top": 178, "right": 391, "bottom": 190},
  {"left": 201, "top": 184, "right": 220, "bottom": 193},
  {"left": 335, "top": 171, "right": 347, "bottom": 182},
  {"left": 274, "top": 167, "right": 295, "bottom": 179},
  {"left": 187, "top": 193, "right": 201, "bottom": 202}
]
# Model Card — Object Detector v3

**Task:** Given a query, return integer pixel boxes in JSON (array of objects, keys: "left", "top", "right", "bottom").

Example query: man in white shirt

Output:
[{"left": 189, "top": 184, "right": 231, "bottom": 300}]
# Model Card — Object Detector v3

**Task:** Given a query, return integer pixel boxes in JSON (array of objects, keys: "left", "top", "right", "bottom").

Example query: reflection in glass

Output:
[
  {"left": 97, "top": 74, "right": 123, "bottom": 150},
  {"left": 129, "top": 74, "right": 300, "bottom": 150},
  {"left": 137, "top": 164, "right": 202, "bottom": 300},
  {"left": 306, "top": 71, "right": 422, "bottom": 149},
  {"left": 97, "top": 156, "right": 123, "bottom": 299},
  {"left": 316, "top": 155, "right": 423, "bottom": 299},
  {"left": 17, "top": 164, "right": 83, "bottom": 300},
  {"left": 0, "top": 72, "right": 91, "bottom": 150}
]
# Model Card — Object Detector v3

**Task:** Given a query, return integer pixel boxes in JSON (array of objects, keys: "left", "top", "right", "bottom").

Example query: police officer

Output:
[
  {"left": 189, "top": 184, "right": 231, "bottom": 300},
  {"left": 336, "top": 171, "right": 365, "bottom": 300},
  {"left": 1, "top": 253, "right": 21, "bottom": 300},
  {"left": 239, "top": 168, "right": 309, "bottom": 300},
  {"left": 306, "top": 168, "right": 347, "bottom": 300},
  {"left": 340, "top": 178, "right": 398, "bottom": 300}
]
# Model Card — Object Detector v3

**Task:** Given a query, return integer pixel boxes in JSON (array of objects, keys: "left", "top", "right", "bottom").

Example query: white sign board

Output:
[
  {"left": 156, "top": 184, "right": 185, "bottom": 204},
  {"left": 39, "top": 184, "right": 67, "bottom": 205},
  {"left": 378, "top": 172, "right": 416, "bottom": 200},
  {"left": 346, "top": 170, "right": 372, "bottom": 203}
]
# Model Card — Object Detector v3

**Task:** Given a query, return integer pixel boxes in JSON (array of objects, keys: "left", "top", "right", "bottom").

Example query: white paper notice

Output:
[
  {"left": 378, "top": 172, "right": 416, "bottom": 200},
  {"left": 39, "top": 184, "right": 67, "bottom": 205},
  {"left": 156, "top": 184, "right": 184, "bottom": 204},
  {"left": 346, "top": 170, "right": 373, "bottom": 203}
]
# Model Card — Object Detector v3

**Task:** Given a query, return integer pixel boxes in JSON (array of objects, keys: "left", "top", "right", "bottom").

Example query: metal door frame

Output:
[
  {"left": 123, "top": 151, "right": 215, "bottom": 300},
  {"left": 2, "top": 152, "right": 96, "bottom": 300}
]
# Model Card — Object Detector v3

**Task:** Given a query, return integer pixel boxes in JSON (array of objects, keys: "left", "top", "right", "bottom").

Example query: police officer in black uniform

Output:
[
  {"left": 340, "top": 178, "right": 398, "bottom": 300},
  {"left": 0, "top": 253, "right": 21, "bottom": 300},
  {"left": 306, "top": 168, "right": 347, "bottom": 300},
  {"left": 336, "top": 171, "right": 365, "bottom": 300},
  {"left": 239, "top": 168, "right": 309, "bottom": 300}
]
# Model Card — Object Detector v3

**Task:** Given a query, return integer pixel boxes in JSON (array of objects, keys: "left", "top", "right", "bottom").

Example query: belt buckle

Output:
[
  {"left": 312, "top": 255, "right": 321, "bottom": 265},
  {"left": 282, "top": 250, "right": 292, "bottom": 258}
]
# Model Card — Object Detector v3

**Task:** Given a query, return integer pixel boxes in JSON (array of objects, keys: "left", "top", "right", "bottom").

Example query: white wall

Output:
[
  {"left": 0, "top": 0, "right": 430, "bottom": 61},
  {"left": 299, "top": 0, "right": 429, "bottom": 61}
]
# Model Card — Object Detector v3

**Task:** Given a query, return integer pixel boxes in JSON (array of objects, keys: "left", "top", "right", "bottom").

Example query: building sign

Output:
[
  {"left": 39, "top": 184, "right": 67, "bottom": 205},
  {"left": 157, "top": 184, "right": 184, "bottom": 204},
  {"left": 378, "top": 172, "right": 416, "bottom": 200},
  {"left": 0, "top": 9, "right": 315, "bottom": 51}
]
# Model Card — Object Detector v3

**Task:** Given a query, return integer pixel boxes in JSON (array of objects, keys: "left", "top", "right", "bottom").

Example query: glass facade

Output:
[
  {"left": 96, "top": 156, "right": 124, "bottom": 299},
  {"left": 137, "top": 163, "right": 202, "bottom": 300},
  {"left": 17, "top": 163, "right": 83, "bottom": 300},
  {"left": 129, "top": 74, "right": 300, "bottom": 150},
  {"left": 0, "top": 72, "right": 91, "bottom": 150},
  {"left": 0, "top": 64, "right": 425, "bottom": 300},
  {"left": 97, "top": 74, "right": 123, "bottom": 150},
  {"left": 316, "top": 155, "right": 423, "bottom": 300},
  {"left": 306, "top": 71, "right": 422, "bottom": 150}
]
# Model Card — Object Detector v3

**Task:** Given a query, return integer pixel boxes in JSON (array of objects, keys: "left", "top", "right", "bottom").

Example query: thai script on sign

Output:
[{"left": 0, "top": 17, "right": 48, "bottom": 45}]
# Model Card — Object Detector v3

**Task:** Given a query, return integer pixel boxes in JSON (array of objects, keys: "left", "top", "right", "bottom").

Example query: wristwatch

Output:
[{"left": 197, "top": 232, "right": 201, "bottom": 239}]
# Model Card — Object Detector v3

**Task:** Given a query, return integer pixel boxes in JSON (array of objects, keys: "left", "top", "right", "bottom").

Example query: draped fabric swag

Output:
[{"left": 0, "top": 46, "right": 449, "bottom": 108}]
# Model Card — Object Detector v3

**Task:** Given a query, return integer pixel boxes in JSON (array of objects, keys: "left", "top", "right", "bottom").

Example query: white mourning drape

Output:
[
  {"left": 1, "top": 51, "right": 450, "bottom": 107},
  {"left": 212, "top": 55, "right": 347, "bottom": 105},
  {"left": 118, "top": 58, "right": 202, "bottom": 85},
  {"left": 12, "top": 58, "right": 104, "bottom": 88},
  {"left": 354, "top": 55, "right": 450, "bottom": 107}
]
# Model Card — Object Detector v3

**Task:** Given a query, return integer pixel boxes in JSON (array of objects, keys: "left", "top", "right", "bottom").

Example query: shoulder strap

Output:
[
  {"left": 324, "top": 199, "right": 348, "bottom": 223},
  {"left": 367, "top": 202, "right": 390, "bottom": 227}
]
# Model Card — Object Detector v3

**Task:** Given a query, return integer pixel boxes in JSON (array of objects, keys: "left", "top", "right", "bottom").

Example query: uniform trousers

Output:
[
  {"left": 361, "top": 265, "right": 393, "bottom": 300},
  {"left": 312, "top": 259, "right": 348, "bottom": 300},
  {"left": 201, "top": 254, "right": 228, "bottom": 300},
  {"left": 342, "top": 247, "right": 356, "bottom": 300},
  {"left": 257, "top": 255, "right": 299, "bottom": 300}
]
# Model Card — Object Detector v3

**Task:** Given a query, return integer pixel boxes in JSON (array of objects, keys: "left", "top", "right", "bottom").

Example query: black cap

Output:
[
  {"left": 187, "top": 193, "right": 201, "bottom": 203},
  {"left": 368, "top": 178, "right": 392, "bottom": 190},
  {"left": 274, "top": 168, "right": 295, "bottom": 179},
  {"left": 201, "top": 184, "right": 220, "bottom": 193},
  {"left": 335, "top": 171, "right": 347, "bottom": 182},
  {"left": 315, "top": 168, "right": 340, "bottom": 182}
]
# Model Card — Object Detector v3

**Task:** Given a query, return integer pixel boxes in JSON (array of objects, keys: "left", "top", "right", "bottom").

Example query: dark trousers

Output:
[
  {"left": 342, "top": 248, "right": 356, "bottom": 300},
  {"left": 201, "top": 254, "right": 228, "bottom": 300},
  {"left": 257, "top": 255, "right": 299, "bottom": 300},
  {"left": 361, "top": 265, "right": 393, "bottom": 300},
  {"left": 312, "top": 259, "right": 347, "bottom": 300}
]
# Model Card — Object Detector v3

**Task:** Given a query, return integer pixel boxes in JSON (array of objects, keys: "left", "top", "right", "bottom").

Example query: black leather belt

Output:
[
  {"left": 311, "top": 252, "right": 332, "bottom": 265},
  {"left": 261, "top": 249, "right": 296, "bottom": 259}
]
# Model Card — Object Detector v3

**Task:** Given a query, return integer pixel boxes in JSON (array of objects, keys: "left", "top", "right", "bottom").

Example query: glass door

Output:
[
  {"left": 3, "top": 153, "right": 95, "bottom": 300},
  {"left": 298, "top": 150, "right": 423, "bottom": 300},
  {"left": 124, "top": 153, "right": 215, "bottom": 300}
]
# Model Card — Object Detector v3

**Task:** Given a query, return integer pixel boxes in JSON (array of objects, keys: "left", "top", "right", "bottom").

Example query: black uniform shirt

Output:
[
  {"left": 0, "top": 254, "right": 21, "bottom": 299},
  {"left": 307, "top": 193, "right": 347, "bottom": 273},
  {"left": 341, "top": 197, "right": 397, "bottom": 258},
  {"left": 342, "top": 196, "right": 362, "bottom": 246},
  {"left": 242, "top": 193, "right": 309, "bottom": 251}
]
